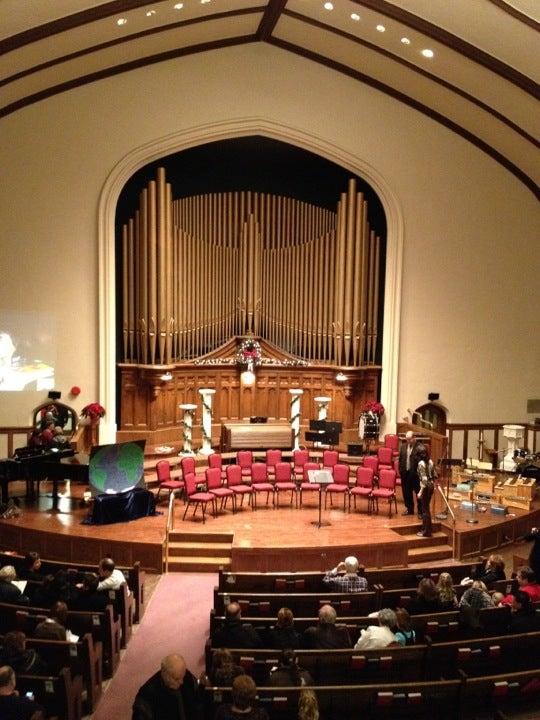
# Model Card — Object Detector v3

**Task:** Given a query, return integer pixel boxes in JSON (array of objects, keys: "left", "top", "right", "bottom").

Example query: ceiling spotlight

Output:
[
  {"left": 146, "top": 9, "right": 156, "bottom": 16},
  {"left": 422, "top": 48, "right": 434, "bottom": 58},
  {"left": 350, "top": 13, "right": 360, "bottom": 21},
  {"left": 173, "top": 2, "right": 184, "bottom": 8},
  {"left": 401, "top": 37, "right": 411, "bottom": 45},
  {"left": 201, "top": 0, "right": 212, "bottom": 3},
  {"left": 376, "top": 24, "right": 386, "bottom": 32},
  {"left": 336, "top": 372, "right": 347, "bottom": 383},
  {"left": 116, "top": 17, "right": 127, "bottom": 25},
  {"left": 324, "top": 2, "right": 334, "bottom": 10}
]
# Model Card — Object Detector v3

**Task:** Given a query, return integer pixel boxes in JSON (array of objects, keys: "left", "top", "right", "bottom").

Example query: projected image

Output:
[
  {"left": 0, "top": 311, "right": 55, "bottom": 391},
  {"left": 89, "top": 441, "right": 146, "bottom": 496}
]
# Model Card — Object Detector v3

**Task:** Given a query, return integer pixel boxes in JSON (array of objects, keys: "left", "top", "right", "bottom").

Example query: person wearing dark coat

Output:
[
  {"left": 0, "top": 566, "right": 29, "bottom": 606},
  {"left": 0, "top": 665, "right": 45, "bottom": 720},
  {"left": 268, "top": 608, "right": 301, "bottom": 650},
  {"left": 0, "top": 632, "right": 49, "bottom": 676},
  {"left": 268, "top": 650, "right": 313, "bottom": 687},
  {"left": 472, "top": 554, "right": 506, "bottom": 588},
  {"left": 70, "top": 573, "right": 109, "bottom": 613},
  {"left": 303, "top": 605, "right": 352, "bottom": 649},
  {"left": 132, "top": 654, "right": 201, "bottom": 720},
  {"left": 508, "top": 590, "right": 539, "bottom": 634},
  {"left": 213, "top": 602, "right": 261, "bottom": 649},
  {"left": 525, "top": 527, "right": 540, "bottom": 582},
  {"left": 398, "top": 431, "right": 421, "bottom": 516},
  {"left": 18, "top": 553, "right": 44, "bottom": 582}
]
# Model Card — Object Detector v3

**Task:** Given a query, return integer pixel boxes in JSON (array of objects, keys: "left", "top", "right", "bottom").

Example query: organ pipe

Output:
[{"left": 120, "top": 170, "right": 383, "bottom": 366}]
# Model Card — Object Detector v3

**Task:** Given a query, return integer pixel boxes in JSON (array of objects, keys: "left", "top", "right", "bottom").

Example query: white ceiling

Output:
[{"left": 1, "top": 0, "right": 538, "bottom": 195}]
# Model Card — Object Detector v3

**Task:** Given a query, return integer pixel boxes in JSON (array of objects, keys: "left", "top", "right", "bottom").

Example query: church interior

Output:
[{"left": 0, "top": 1, "right": 539, "bottom": 718}]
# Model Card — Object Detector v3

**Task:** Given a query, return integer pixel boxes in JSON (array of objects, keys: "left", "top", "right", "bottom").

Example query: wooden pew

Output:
[
  {"left": 217, "top": 562, "right": 483, "bottom": 593},
  {"left": 17, "top": 666, "right": 83, "bottom": 720},
  {"left": 0, "top": 551, "right": 146, "bottom": 623},
  {"left": 205, "top": 642, "right": 430, "bottom": 686},
  {"left": 1, "top": 631, "right": 102, "bottom": 713},
  {"left": 214, "top": 588, "right": 381, "bottom": 616},
  {"left": 203, "top": 679, "right": 463, "bottom": 720},
  {"left": 0, "top": 601, "right": 121, "bottom": 679},
  {"left": 460, "top": 668, "right": 540, "bottom": 718}
]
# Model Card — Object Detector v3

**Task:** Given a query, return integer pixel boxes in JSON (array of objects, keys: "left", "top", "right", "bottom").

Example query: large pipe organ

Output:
[{"left": 118, "top": 168, "right": 384, "bottom": 444}]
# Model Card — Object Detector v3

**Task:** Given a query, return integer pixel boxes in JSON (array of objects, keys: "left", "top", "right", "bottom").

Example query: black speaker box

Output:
[
  {"left": 428, "top": 392, "right": 439, "bottom": 401},
  {"left": 48, "top": 390, "right": 61, "bottom": 400},
  {"left": 348, "top": 443, "right": 363, "bottom": 456}
]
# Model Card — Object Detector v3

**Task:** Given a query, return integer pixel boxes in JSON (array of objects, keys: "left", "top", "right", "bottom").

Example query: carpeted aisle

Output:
[{"left": 91, "top": 572, "right": 217, "bottom": 719}]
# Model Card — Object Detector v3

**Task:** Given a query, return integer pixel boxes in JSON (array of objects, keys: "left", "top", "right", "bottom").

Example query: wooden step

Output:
[
  {"left": 407, "top": 545, "right": 454, "bottom": 563},
  {"left": 168, "top": 531, "right": 233, "bottom": 543},
  {"left": 167, "top": 541, "right": 232, "bottom": 558},
  {"left": 166, "top": 556, "right": 231, "bottom": 572},
  {"left": 400, "top": 530, "right": 449, "bottom": 549},
  {"left": 392, "top": 522, "right": 441, "bottom": 536}
]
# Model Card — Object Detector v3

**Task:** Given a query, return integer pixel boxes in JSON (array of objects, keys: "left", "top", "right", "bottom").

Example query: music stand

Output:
[{"left": 308, "top": 469, "right": 333, "bottom": 528}]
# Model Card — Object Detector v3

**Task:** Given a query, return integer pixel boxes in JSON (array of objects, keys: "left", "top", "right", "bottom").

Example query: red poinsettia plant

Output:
[
  {"left": 80, "top": 403, "right": 106, "bottom": 420},
  {"left": 362, "top": 400, "right": 385, "bottom": 417}
]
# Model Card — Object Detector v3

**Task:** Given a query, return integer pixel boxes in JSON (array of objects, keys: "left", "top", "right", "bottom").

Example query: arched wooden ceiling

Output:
[{"left": 1, "top": 0, "right": 538, "bottom": 196}]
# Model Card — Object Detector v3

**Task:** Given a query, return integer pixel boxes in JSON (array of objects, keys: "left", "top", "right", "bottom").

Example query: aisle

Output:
[{"left": 91, "top": 572, "right": 216, "bottom": 719}]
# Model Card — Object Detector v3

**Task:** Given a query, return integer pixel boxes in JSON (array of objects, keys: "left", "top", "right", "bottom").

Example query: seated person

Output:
[
  {"left": 213, "top": 602, "right": 261, "bottom": 649},
  {"left": 268, "top": 607, "right": 301, "bottom": 650},
  {"left": 508, "top": 566, "right": 540, "bottom": 603},
  {"left": 436, "top": 572, "right": 458, "bottom": 611},
  {"left": 0, "top": 566, "right": 29, "bottom": 606},
  {"left": 35, "top": 601, "right": 77, "bottom": 642},
  {"left": 0, "top": 665, "right": 45, "bottom": 720},
  {"left": 394, "top": 608, "right": 416, "bottom": 646},
  {"left": 459, "top": 581, "right": 494, "bottom": 610},
  {"left": 323, "top": 556, "right": 368, "bottom": 593},
  {"left": 303, "top": 605, "right": 352, "bottom": 649},
  {"left": 132, "top": 653, "right": 201, "bottom": 720},
  {"left": 508, "top": 590, "right": 538, "bottom": 633},
  {"left": 71, "top": 573, "right": 109, "bottom": 612},
  {"left": 215, "top": 674, "right": 269, "bottom": 720},
  {"left": 354, "top": 608, "right": 397, "bottom": 650},
  {"left": 269, "top": 649, "right": 313, "bottom": 687},
  {"left": 409, "top": 578, "right": 441, "bottom": 614},
  {"left": 97, "top": 557, "right": 127, "bottom": 592},
  {"left": 0, "top": 632, "right": 49, "bottom": 676},
  {"left": 204, "top": 649, "right": 244, "bottom": 687},
  {"left": 471, "top": 554, "right": 506, "bottom": 588},
  {"left": 18, "top": 553, "right": 44, "bottom": 582}
]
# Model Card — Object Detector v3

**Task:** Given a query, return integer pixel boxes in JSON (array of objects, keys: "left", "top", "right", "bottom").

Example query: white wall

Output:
[{"left": 0, "top": 43, "right": 538, "bottom": 428}]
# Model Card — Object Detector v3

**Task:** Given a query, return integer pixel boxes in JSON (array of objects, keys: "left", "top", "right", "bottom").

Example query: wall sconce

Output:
[
  {"left": 160, "top": 372, "right": 173, "bottom": 382},
  {"left": 335, "top": 372, "right": 347, "bottom": 383}
]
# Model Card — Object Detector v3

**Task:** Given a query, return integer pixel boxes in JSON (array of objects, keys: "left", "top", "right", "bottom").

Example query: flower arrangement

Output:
[
  {"left": 80, "top": 403, "right": 106, "bottom": 421},
  {"left": 362, "top": 400, "right": 385, "bottom": 417},
  {"left": 236, "top": 338, "right": 262, "bottom": 367}
]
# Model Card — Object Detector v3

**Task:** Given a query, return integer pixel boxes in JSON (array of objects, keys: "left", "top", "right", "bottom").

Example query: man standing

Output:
[
  {"left": 323, "top": 556, "right": 368, "bottom": 592},
  {"left": 132, "top": 654, "right": 200, "bottom": 720},
  {"left": 398, "top": 431, "right": 420, "bottom": 516}
]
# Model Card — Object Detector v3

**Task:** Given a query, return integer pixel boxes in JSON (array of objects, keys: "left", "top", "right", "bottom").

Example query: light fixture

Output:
[
  {"left": 421, "top": 48, "right": 434, "bottom": 58},
  {"left": 324, "top": 2, "right": 334, "bottom": 10},
  {"left": 241, "top": 370, "right": 256, "bottom": 387},
  {"left": 376, "top": 24, "right": 385, "bottom": 32},
  {"left": 401, "top": 37, "right": 411, "bottom": 45},
  {"left": 201, "top": 0, "right": 211, "bottom": 3},
  {"left": 173, "top": 2, "right": 184, "bottom": 8},
  {"left": 350, "top": 13, "right": 360, "bottom": 21},
  {"left": 116, "top": 17, "right": 127, "bottom": 25},
  {"left": 146, "top": 9, "right": 156, "bottom": 16},
  {"left": 335, "top": 372, "right": 347, "bottom": 382},
  {"left": 160, "top": 371, "right": 173, "bottom": 382}
]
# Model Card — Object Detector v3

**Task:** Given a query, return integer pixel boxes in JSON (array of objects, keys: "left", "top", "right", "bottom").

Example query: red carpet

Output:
[{"left": 92, "top": 572, "right": 216, "bottom": 719}]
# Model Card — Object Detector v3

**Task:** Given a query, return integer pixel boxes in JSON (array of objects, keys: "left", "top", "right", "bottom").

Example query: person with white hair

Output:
[
  {"left": 323, "top": 556, "right": 368, "bottom": 592},
  {"left": 0, "top": 566, "right": 29, "bottom": 606},
  {"left": 354, "top": 608, "right": 398, "bottom": 650},
  {"left": 398, "top": 430, "right": 421, "bottom": 516}
]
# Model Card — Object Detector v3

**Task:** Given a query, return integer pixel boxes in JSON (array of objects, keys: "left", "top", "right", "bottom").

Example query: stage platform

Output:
[{"left": 1, "top": 478, "right": 538, "bottom": 574}]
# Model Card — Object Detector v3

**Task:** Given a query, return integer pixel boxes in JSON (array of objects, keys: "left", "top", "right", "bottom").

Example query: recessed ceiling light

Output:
[
  {"left": 401, "top": 37, "right": 411, "bottom": 45},
  {"left": 173, "top": 2, "right": 183, "bottom": 8},
  {"left": 116, "top": 17, "right": 127, "bottom": 25},
  {"left": 201, "top": 0, "right": 211, "bottom": 4},
  {"left": 351, "top": 13, "right": 360, "bottom": 21},
  {"left": 376, "top": 24, "right": 386, "bottom": 32},
  {"left": 324, "top": 2, "right": 334, "bottom": 10},
  {"left": 422, "top": 48, "right": 434, "bottom": 58},
  {"left": 146, "top": 9, "right": 156, "bottom": 16}
]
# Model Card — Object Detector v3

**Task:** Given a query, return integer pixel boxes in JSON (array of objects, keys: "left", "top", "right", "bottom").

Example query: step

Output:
[
  {"left": 401, "top": 531, "right": 449, "bottom": 549},
  {"left": 166, "top": 556, "right": 232, "bottom": 572},
  {"left": 407, "top": 545, "right": 454, "bottom": 563},
  {"left": 392, "top": 522, "right": 441, "bottom": 536},
  {"left": 167, "top": 541, "right": 232, "bottom": 558},
  {"left": 168, "top": 531, "right": 233, "bottom": 543}
]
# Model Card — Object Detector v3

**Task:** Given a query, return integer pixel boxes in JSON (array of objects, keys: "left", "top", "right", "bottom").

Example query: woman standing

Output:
[{"left": 416, "top": 445, "right": 435, "bottom": 538}]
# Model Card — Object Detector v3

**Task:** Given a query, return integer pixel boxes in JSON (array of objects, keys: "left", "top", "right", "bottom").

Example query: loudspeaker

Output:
[
  {"left": 348, "top": 443, "right": 363, "bottom": 456},
  {"left": 428, "top": 392, "right": 439, "bottom": 401},
  {"left": 48, "top": 390, "right": 61, "bottom": 400}
]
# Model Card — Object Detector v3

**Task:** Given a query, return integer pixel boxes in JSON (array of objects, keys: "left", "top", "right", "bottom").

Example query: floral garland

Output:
[
  {"left": 201, "top": 397, "right": 212, "bottom": 443},
  {"left": 180, "top": 409, "right": 195, "bottom": 444},
  {"left": 81, "top": 403, "right": 106, "bottom": 420},
  {"left": 236, "top": 339, "right": 262, "bottom": 367},
  {"left": 362, "top": 400, "right": 385, "bottom": 417}
]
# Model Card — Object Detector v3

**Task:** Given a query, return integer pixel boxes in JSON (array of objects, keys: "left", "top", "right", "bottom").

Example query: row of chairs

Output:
[{"left": 180, "top": 463, "right": 400, "bottom": 522}]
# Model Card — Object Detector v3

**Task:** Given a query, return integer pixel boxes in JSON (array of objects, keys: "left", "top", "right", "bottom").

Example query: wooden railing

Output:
[
  {"left": 0, "top": 426, "right": 32, "bottom": 457},
  {"left": 446, "top": 422, "right": 539, "bottom": 463}
]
